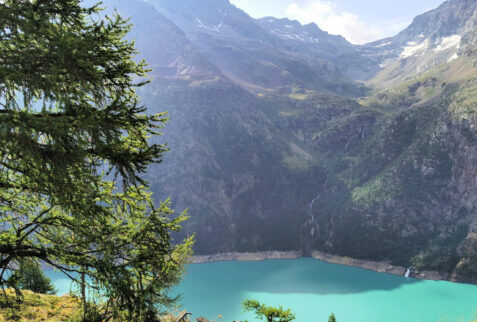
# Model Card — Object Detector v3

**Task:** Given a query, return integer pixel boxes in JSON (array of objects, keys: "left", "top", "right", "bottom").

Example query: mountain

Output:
[
  {"left": 256, "top": 17, "right": 378, "bottom": 80},
  {"left": 99, "top": 0, "right": 339, "bottom": 253},
  {"left": 100, "top": 0, "right": 477, "bottom": 283},
  {"left": 361, "top": 0, "right": 477, "bottom": 87},
  {"left": 145, "top": 0, "right": 367, "bottom": 96},
  {"left": 256, "top": 17, "right": 350, "bottom": 50},
  {"left": 90, "top": 0, "right": 221, "bottom": 80}
]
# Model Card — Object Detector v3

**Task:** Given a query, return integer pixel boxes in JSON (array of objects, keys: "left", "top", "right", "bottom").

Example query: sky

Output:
[{"left": 229, "top": 0, "right": 444, "bottom": 44}]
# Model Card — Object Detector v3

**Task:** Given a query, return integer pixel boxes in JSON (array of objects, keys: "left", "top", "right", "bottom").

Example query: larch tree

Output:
[
  {"left": 242, "top": 299, "right": 296, "bottom": 322},
  {"left": 0, "top": 0, "right": 193, "bottom": 320},
  {"left": 7, "top": 259, "right": 56, "bottom": 295}
]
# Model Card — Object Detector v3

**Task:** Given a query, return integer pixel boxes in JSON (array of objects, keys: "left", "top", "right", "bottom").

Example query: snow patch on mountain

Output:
[
  {"left": 400, "top": 39, "right": 430, "bottom": 58},
  {"left": 278, "top": 33, "right": 305, "bottom": 41},
  {"left": 447, "top": 53, "right": 459, "bottom": 63},
  {"left": 435, "top": 35, "right": 461, "bottom": 51},
  {"left": 195, "top": 17, "right": 222, "bottom": 32},
  {"left": 375, "top": 41, "right": 392, "bottom": 48}
]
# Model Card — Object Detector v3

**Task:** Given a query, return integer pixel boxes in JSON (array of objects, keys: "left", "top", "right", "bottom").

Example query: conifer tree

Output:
[
  {"left": 0, "top": 0, "right": 193, "bottom": 320},
  {"left": 242, "top": 299, "right": 296, "bottom": 322},
  {"left": 7, "top": 260, "right": 56, "bottom": 295}
]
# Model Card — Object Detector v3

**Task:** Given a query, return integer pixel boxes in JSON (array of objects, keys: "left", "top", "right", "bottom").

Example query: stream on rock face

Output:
[{"left": 302, "top": 176, "right": 327, "bottom": 254}]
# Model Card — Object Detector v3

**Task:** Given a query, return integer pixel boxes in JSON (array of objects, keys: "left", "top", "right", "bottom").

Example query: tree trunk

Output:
[{"left": 81, "top": 268, "right": 88, "bottom": 320}]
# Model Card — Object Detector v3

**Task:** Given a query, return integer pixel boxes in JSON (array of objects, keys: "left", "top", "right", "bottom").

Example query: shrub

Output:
[{"left": 7, "top": 260, "right": 56, "bottom": 295}]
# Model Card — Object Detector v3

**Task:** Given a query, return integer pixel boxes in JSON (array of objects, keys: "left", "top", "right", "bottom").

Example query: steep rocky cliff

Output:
[
  {"left": 361, "top": 0, "right": 477, "bottom": 87},
  {"left": 303, "top": 58, "right": 477, "bottom": 282}
]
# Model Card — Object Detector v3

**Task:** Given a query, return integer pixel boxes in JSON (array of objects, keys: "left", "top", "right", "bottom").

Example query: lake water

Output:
[{"left": 47, "top": 258, "right": 477, "bottom": 322}]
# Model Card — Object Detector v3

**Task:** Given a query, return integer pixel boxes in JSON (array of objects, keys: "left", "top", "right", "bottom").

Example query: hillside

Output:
[
  {"left": 0, "top": 290, "right": 80, "bottom": 321},
  {"left": 0, "top": 289, "right": 187, "bottom": 321},
  {"left": 361, "top": 0, "right": 477, "bottom": 87},
  {"left": 97, "top": 0, "right": 477, "bottom": 283}
]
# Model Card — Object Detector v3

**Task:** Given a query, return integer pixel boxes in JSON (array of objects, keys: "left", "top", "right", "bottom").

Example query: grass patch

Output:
[
  {"left": 0, "top": 289, "right": 81, "bottom": 321},
  {"left": 0, "top": 289, "right": 192, "bottom": 321}
]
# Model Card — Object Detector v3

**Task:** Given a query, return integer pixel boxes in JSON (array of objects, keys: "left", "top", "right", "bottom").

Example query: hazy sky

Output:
[{"left": 229, "top": 0, "right": 444, "bottom": 44}]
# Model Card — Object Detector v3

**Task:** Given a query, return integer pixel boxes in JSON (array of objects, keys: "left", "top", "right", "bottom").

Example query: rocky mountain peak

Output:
[
  {"left": 148, "top": 0, "right": 235, "bottom": 24},
  {"left": 98, "top": 0, "right": 222, "bottom": 79},
  {"left": 358, "top": 0, "right": 477, "bottom": 86},
  {"left": 257, "top": 17, "right": 350, "bottom": 47},
  {"left": 394, "top": 0, "right": 477, "bottom": 44},
  {"left": 148, "top": 0, "right": 231, "bottom": 10}
]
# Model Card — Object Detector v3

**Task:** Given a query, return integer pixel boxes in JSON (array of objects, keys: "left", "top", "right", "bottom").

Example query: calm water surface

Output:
[{"left": 47, "top": 258, "right": 477, "bottom": 322}]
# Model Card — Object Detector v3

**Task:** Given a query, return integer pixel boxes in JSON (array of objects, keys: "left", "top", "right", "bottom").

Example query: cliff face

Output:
[
  {"left": 270, "top": 53, "right": 477, "bottom": 282},
  {"left": 142, "top": 80, "right": 328, "bottom": 254},
  {"left": 100, "top": 0, "right": 477, "bottom": 283}
]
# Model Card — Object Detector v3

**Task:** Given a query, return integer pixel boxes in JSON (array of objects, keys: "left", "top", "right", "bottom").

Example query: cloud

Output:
[{"left": 286, "top": 1, "right": 383, "bottom": 44}]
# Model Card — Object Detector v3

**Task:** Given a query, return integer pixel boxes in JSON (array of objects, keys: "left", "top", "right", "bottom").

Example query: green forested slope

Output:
[{"left": 99, "top": 0, "right": 477, "bottom": 283}]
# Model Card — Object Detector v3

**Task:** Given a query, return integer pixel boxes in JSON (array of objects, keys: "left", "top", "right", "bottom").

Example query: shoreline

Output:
[{"left": 192, "top": 250, "right": 450, "bottom": 282}]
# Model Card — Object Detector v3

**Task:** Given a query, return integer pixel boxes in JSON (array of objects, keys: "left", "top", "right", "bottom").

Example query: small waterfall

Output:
[
  {"left": 307, "top": 177, "right": 327, "bottom": 237},
  {"left": 405, "top": 266, "right": 413, "bottom": 278},
  {"left": 302, "top": 176, "right": 328, "bottom": 254},
  {"left": 308, "top": 194, "right": 320, "bottom": 219},
  {"left": 308, "top": 194, "right": 319, "bottom": 236}
]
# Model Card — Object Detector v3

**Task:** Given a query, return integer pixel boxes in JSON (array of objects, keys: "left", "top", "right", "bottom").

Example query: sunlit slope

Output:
[
  {"left": 291, "top": 56, "right": 477, "bottom": 282},
  {"left": 362, "top": 0, "right": 477, "bottom": 87},
  {"left": 145, "top": 0, "right": 367, "bottom": 96}
]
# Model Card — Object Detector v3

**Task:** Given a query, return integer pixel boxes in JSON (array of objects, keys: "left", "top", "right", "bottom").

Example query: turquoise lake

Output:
[{"left": 46, "top": 258, "right": 477, "bottom": 322}]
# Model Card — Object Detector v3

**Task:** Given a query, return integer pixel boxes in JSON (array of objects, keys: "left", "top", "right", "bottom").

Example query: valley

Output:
[{"left": 100, "top": 0, "right": 477, "bottom": 285}]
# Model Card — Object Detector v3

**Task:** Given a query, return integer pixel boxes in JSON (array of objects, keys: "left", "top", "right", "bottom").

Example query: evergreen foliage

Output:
[
  {"left": 242, "top": 299, "right": 296, "bottom": 322},
  {"left": 328, "top": 313, "right": 337, "bottom": 322},
  {"left": 7, "top": 260, "right": 55, "bottom": 295},
  {"left": 0, "top": 0, "right": 193, "bottom": 320}
]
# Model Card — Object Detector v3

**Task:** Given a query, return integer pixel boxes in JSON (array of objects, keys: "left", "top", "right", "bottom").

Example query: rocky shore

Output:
[
  {"left": 192, "top": 251, "right": 301, "bottom": 263},
  {"left": 192, "top": 250, "right": 450, "bottom": 281}
]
